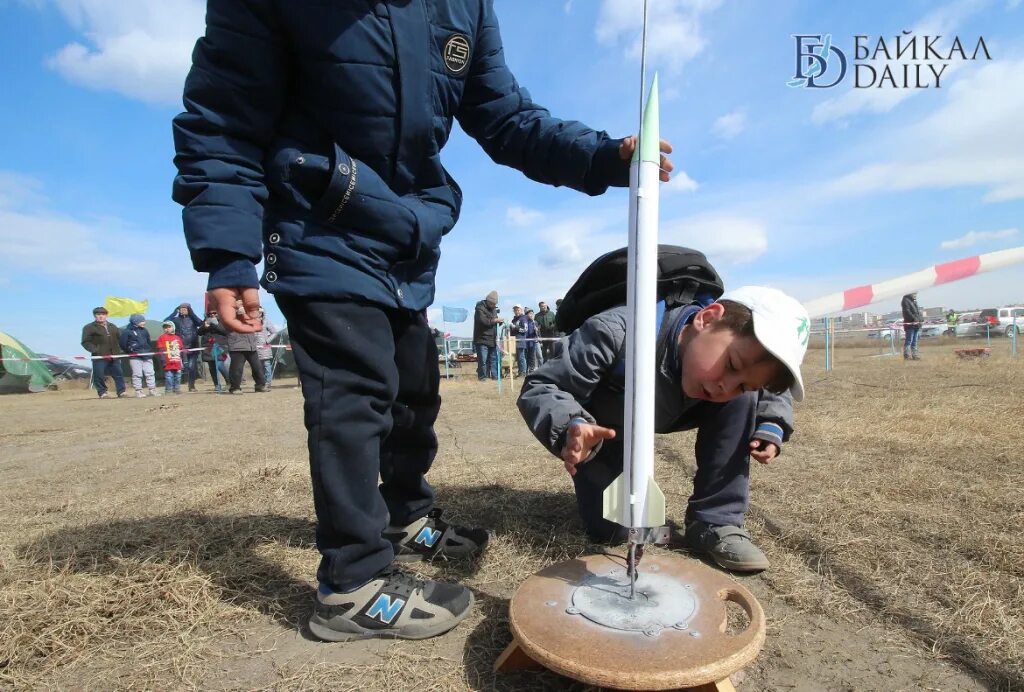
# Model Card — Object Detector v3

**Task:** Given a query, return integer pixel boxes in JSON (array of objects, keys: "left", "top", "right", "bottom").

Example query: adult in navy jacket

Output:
[{"left": 172, "top": 0, "right": 673, "bottom": 643}]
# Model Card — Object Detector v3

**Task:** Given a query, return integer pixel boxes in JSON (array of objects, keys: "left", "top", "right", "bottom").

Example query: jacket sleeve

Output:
[
  {"left": 752, "top": 389, "right": 794, "bottom": 451},
  {"left": 81, "top": 326, "right": 96, "bottom": 356},
  {"left": 517, "top": 309, "right": 626, "bottom": 457},
  {"left": 457, "top": 0, "right": 628, "bottom": 196},
  {"left": 171, "top": 0, "right": 289, "bottom": 289},
  {"left": 119, "top": 330, "right": 130, "bottom": 353}
]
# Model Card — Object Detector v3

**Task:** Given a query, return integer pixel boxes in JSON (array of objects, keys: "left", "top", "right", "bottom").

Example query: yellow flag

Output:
[{"left": 104, "top": 296, "right": 149, "bottom": 317}]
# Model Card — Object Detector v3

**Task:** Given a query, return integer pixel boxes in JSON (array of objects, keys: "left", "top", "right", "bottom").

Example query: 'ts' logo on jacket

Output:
[{"left": 443, "top": 34, "right": 471, "bottom": 74}]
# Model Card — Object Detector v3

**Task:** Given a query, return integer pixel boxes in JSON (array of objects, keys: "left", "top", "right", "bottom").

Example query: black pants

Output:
[
  {"left": 228, "top": 350, "right": 266, "bottom": 392},
  {"left": 277, "top": 297, "right": 440, "bottom": 591},
  {"left": 91, "top": 358, "right": 126, "bottom": 396},
  {"left": 572, "top": 392, "right": 758, "bottom": 542}
]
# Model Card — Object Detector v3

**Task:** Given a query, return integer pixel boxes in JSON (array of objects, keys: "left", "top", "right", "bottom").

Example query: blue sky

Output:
[{"left": 1, "top": 0, "right": 1022, "bottom": 355}]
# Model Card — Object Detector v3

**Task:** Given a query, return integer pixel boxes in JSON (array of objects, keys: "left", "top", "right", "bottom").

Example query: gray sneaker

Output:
[
  {"left": 684, "top": 520, "right": 769, "bottom": 572},
  {"left": 383, "top": 509, "right": 489, "bottom": 563},
  {"left": 308, "top": 568, "right": 473, "bottom": 642}
]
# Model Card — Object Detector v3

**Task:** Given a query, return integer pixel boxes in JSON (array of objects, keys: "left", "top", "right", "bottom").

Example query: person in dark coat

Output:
[
  {"left": 199, "top": 310, "right": 230, "bottom": 393},
  {"left": 901, "top": 292, "right": 923, "bottom": 360},
  {"left": 472, "top": 291, "right": 503, "bottom": 380},
  {"left": 172, "top": 0, "right": 675, "bottom": 643},
  {"left": 119, "top": 313, "right": 157, "bottom": 397},
  {"left": 534, "top": 301, "right": 557, "bottom": 362},
  {"left": 165, "top": 303, "right": 204, "bottom": 391},
  {"left": 81, "top": 306, "right": 125, "bottom": 398}
]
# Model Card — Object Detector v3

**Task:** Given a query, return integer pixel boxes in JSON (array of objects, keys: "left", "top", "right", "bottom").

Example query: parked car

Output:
[
  {"left": 953, "top": 312, "right": 985, "bottom": 338},
  {"left": 977, "top": 306, "right": 1024, "bottom": 337},
  {"left": 37, "top": 354, "right": 92, "bottom": 381}
]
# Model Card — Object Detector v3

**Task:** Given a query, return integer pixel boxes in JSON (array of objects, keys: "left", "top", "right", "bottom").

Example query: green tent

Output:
[{"left": 0, "top": 330, "right": 55, "bottom": 393}]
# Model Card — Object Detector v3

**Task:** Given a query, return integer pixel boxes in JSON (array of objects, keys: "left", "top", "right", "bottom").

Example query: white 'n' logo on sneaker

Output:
[
  {"left": 365, "top": 594, "right": 405, "bottom": 624},
  {"left": 414, "top": 526, "right": 442, "bottom": 548}
]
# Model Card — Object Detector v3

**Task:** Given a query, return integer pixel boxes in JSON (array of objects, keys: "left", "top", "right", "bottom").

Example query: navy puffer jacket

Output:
[{"left": 173, "top": 0, "right": 628, "bottom": 310}]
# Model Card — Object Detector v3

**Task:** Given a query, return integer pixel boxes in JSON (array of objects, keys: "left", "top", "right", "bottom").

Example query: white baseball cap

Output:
[{"left": 717, "top": 286, "right": 810, "bottom": 402}]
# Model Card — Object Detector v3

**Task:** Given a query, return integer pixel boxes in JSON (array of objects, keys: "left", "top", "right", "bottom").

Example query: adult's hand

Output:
[
  {"left": 209, "top": 287, "right": 262, "bottom": 333},
  {"left": 618, "top": 136, "right": 674, "bottom": 182}
]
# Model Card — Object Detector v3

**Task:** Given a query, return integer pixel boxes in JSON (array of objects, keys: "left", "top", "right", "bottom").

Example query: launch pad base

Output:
[{"left": 494, "top": 552, "right": 764, "bottom": 691}]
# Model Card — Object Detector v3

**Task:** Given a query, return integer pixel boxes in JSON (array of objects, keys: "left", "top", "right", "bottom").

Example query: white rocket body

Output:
[{"left": 602, "top": 76, "right": 666, "bottom": 530}]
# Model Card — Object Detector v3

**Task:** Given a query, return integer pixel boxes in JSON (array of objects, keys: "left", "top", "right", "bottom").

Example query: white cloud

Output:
[
  {"left": 535, "top": 217, "right": 612, "bottom": 268},
  {"left": 0, "top": 171, "right": 206, "bottom": 298},
  {"left": 661, "top": 214, "right": 769, "bottom": 264},
  {"left": 43, "top": 0, "right": 204, "bottom": 105},
  {"left": 823, "top": 58, "right": 1024, "bottom": 202},
  {"left": 940, "top": 228, "right": 1018, "bottom": 250},
  {"left": 712, "top": 110, "right": 746, "bottom": 139},
  {"left": 506, "top": 206, "right": 545, "bottom": 228},
  {"left": 595, "top": 0, "right": 722, "bottom": 74},
  {"left": 811, "top": 0, "right": 985, "bottom": 124},
  {"left": 663, "top": 170, "right": 699, "bottom": 194}
]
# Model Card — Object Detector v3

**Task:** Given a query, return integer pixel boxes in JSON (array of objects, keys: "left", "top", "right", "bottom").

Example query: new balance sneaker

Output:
[
  {"left": 684, "top": 520, "right": 770, "bottom": 572},
  {"left": 308, "top": 568, "right": 473, "bottom": 642},
  {"left": 383, "top": 509, "right": 489, "bottom": 562}
]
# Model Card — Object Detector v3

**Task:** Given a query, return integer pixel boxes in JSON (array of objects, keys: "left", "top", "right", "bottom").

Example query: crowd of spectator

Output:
[
  {"left": 80, "top": 302, "right": 279, "bottom": 398},
  {"left": 470, "top": 291, "right": 563, "bottom": 381}
]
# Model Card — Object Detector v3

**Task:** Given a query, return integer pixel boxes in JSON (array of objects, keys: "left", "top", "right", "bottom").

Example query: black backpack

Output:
[{"left": 555, "top": 245, "right": 725, "bottom": 334}]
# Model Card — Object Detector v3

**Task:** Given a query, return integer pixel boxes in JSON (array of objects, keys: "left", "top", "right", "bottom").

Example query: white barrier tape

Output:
[{"left": 2, "top": 343, "right": 292, "bottom": 363}]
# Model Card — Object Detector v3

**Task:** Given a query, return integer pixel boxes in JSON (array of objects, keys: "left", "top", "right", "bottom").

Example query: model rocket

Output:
[{"left": 602, "top": 75, "right": 666, "bottom": 532}]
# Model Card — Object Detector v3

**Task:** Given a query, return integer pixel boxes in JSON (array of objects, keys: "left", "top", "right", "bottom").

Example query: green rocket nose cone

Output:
[{"left": 632, "top": 73, "right": 660, "bottom": 165}]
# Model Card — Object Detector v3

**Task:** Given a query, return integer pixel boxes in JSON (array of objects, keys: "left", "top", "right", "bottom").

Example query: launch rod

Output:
[{"left": 627, "top": 0, "right": 651, "bottom": 601}]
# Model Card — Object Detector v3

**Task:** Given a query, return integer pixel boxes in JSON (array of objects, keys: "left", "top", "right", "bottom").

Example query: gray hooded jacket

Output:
[{"left": 517, "top": 304, "right": 794, "bottom": 457}]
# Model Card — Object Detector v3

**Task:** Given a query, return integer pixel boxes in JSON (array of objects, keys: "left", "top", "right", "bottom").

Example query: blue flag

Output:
[{"left": 442, "top": 306, "right": 468, "bottom": 323}]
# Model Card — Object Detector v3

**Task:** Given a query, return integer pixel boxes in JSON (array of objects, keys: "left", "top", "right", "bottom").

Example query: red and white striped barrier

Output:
[{"left": 803, "top": 246, "right": 1024, "bottom": 318}]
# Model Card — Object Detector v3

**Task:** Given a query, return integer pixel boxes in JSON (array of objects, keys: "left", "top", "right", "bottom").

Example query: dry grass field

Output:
[{"left": 1, "top": 342, "right": 1021, "bottom": 690}]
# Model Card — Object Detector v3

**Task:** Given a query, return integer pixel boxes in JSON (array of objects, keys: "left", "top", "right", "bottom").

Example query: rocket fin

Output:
[
  {"left": 643, "top": 476, "right": 666, "bottom": 527},
  {"left": 601, "top": 473, "right": 629, "bottom": 525}
]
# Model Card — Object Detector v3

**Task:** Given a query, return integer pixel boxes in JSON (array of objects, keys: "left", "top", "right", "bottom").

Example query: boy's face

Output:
[
  {"left": 513, "top": 306, "right": 522, "bottom": 316},
  {"left": 163, "top": 325, "right": 173, "bottom": 333},
  {"left": 678, "top": 304, "right": 782, "bottom": 402}
]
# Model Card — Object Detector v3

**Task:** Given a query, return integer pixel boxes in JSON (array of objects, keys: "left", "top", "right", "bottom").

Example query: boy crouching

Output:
[{"left": 517, "top": 287, "right": 809, "bottom": 572}]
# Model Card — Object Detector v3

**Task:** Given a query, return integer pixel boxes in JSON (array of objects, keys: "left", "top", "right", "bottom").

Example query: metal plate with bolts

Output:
[{"left": 569, "top": 569, "right": 698, "bottom": 636}]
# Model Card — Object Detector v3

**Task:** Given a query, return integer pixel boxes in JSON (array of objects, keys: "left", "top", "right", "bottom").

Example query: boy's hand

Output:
[
  {"left": 749, "top": 439, "right": 779, "bottom": 464},
  {"left": 562, "top": 422, "right": 616, "bottom": 476},
  {"left": 210, "top": 287, "right": 262, "bottom": 333},
  {"left": 618, "top": 136, "right": 674, "bottom": 182}
]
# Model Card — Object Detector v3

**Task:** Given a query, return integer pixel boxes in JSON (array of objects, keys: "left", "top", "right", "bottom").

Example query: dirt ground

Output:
[{"left": 1, "top": 342, "right": 1021, "bottom": 691}]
